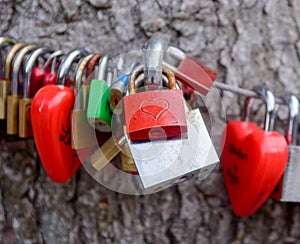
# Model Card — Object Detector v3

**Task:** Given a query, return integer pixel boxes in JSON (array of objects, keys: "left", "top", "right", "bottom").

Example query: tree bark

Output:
[{"left": 1, "top": 0, "right": 300, "bottom": 243}]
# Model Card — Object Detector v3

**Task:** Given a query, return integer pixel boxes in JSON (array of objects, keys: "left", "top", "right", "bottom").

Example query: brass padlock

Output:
[
  {"left": 71, "top": 53, "right": 96, "bottom": 149},
  {"left": 7, "top": 44, "right": 37, "bottom": 135},
  {"left": 0, "top": 36, "right": 15, "bottom": 77},
  {"left": 19, "top": 47, "right": 52, "bottom": 138},
  {"left": 121, "top": 153, "right": 137, "bottom": 173},
  {"left": 0, "top": 43, "right": 25, "bottom": 119}
]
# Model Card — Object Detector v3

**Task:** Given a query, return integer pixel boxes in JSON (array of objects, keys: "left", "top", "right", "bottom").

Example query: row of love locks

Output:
[{"left": 0, "top": 34, "right": 298, "bottom": 217}]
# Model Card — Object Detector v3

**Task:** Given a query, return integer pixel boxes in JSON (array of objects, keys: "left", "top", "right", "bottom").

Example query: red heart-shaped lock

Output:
[
  {"left": 221, "top": 120, "right": 288, "bottom": 216},
  {"left": 31, "top": 85, "right": 81, "bottom": 183}
]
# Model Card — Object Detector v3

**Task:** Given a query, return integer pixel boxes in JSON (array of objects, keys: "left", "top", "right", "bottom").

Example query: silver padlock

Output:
[
  {"left": 127, "top": 106, "right": 219, "bottom": 190},
  {"left": 281, "top": 95, "right": 300, "bottom": 202}
]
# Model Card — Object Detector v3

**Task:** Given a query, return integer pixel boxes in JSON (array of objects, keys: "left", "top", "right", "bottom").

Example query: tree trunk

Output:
[{"left": 1, "top": 0, "right": 300, "bottom": 243}]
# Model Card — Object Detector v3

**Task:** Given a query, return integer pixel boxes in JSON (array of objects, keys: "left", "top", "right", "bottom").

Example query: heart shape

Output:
[
  {"left": 140, "top": 98, "right": 169, "bottom": 120},
  {"left": 31, "top": 85, "right": 81, "bottom": 183},
  {"left": 221, "top": 121, "right": 288, "bottom": 216}
]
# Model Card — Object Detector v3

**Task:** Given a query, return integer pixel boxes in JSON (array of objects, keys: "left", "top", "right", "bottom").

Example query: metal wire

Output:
[{"left": 213, "top": 81, "right": 286, "bottom": 105}]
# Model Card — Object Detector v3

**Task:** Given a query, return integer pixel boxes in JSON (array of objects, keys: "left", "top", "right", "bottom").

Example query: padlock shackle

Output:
[
  {"left": 242, "top": 88, "right": 276, "bottom": 132},
  {"left": 23, "top": 47, "right": 53, "bottom": 99},
  {"left": 4, "top": 43, "right": 26, "bottom": 80},
  {"left": 86, "top": 53, "right": 101, "bottom": 79},
  {"left": 143, "top": 35, "right": 168, "bottom": 86},
  {"left": 74, "top": 54, "right": 94, "bottom": 109},
  {"left": 97, "top": 54, "right": 109, "bottom": 81},
  {"left": 42, "top": 50, "right": 64, "bottom": 72},
  {"left": 166, "top": 46, "right": 186, "bottom": 61},
  {"left": 287, "top": 95, "right": 299, "bottom": 145},
  {"left": 57, "top": 48, "right": 87, "bottom": 85},
  {"left": 0, "top": 37, "right": 15, "bottom": 47},
  {"left": 12, "top": 44, "right": 38, "bottom": 96},
  {"left": 128, "top": 64, "right": 177, "bottom": 95}
]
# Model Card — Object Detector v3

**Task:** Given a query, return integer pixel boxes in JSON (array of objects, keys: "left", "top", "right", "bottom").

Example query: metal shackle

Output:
[
  {"left": 74, "top": 54, "right": 94, "bottom": 109},
  {"left": 128, "top": 64, "right": 176, "bottom": 95},
  {"left": 57, "top": 48, "right": 87, "bottom": 85},
  {"left": 287, "top": 95, "right": 299, "bottom": 145},
  {"left": 42, "top": 50, "right": 64, "bottom": 73},
  {"left": 86, "top": 53, "right": 101, "bottom": 79},
  {"left": 23, "top": 47, "right": 53, "bottom": 99},
  {"left": 242, "top": 88, "right": 276, "bottom": 132},
  {"left": 12, "top": 45, "right": 38, "bottom": 96},
  {"left": 97, "top": 54, "right": 110, "bottom": 81},
  {"left": 4, "top": 43, "right": 26, "bottom": 80},
  {"left": 143, "top": 35, "right": 168, "bottom": 86}
]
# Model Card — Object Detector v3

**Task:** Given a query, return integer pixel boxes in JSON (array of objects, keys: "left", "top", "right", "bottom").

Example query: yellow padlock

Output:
[
  {"left": 7, "top": 44, "right": 37, "bottom": 135},
  {"left": 19, "top": 47, "right": 52, "bottom": 138},
  {"left": 71, "top": 53, "right": 96, "bottom": 149},
  {"left": 0, "top": 42, "right": 25, "bottom": 120}
]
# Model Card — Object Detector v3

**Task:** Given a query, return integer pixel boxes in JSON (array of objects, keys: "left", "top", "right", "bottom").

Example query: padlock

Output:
[
  {"left": 126, "top": 106, "right": 219, "bottom": 189},
  {"left": 110, "top": 59, "right": 138, "bottom": 110},
  {"left": 120, "top": 70, "right": 178, "bottom": 174},
  {"left": 0, "top": 36, "right": 15, "bottom": 77},
  {"left": 221, "top": 89, "right": 288, "bottom": 216},
  {"left": 163, "top": 46, "right": 218, "bottom": 95},
  {"left": 19, "top": 47, "right": 52, "bottom": 138},
  {"left": 71, "top": 53, "right": 96, "bottom": 149},
  {"left": 110, "top": 74, "right": 128, "bottom": 110},
  {"left": 42, "top": 50, "right": 64, "bottom": 86},
  {"left": 123, "top": 64, "right": 187, "bottom": 141},
  {"left": 31, "top": 49, "right": 87, "bottom": 183},
  {"left": 281, "top": 95, "right": 300, "bottom": 202},
  {"left": 0, "top": 43, "right": 26, "bottom": 119},
  {"left": 121, "top": 153, "right": 137, "bottom": 173},
  {"left": 87, "top": 54, "right": 112, "bottom": 132},
  {"left": 7, "top": 44, "right": 37, "bottom": 135}
]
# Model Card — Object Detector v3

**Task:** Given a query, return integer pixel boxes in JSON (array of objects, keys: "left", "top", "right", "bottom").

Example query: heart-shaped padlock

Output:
[
  {"left": 31, "top": 49, "right": 87, "bottom": 183},
  {"left": 221, "top": 89, "right": 288, "bottom": 216}
]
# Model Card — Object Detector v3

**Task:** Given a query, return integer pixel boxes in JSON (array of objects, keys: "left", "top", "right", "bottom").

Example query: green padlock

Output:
[{"left": 87, "top": 54, "right": 112, "bottom": 132}]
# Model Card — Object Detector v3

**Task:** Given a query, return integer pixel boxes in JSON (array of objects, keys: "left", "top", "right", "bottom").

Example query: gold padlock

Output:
[
  {"left": 121, "top": 153, "right": 137, "bottom": 173},
  {"left": 71, "top": 53, "right": 96, "bottom": 149},
  {"left": 19, "top": 47, "right": 52, "bottom": 138},
  {"left": 0, "top": 42, "right": 25, "bottom": 119},
  {"left": 7, "top": 44, "right": 37, "bottom": 135}
]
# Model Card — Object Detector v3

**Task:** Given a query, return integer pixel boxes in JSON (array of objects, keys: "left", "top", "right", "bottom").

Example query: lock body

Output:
[
  {"left": 18, "top": 98, "right": 32, "bottom": 138},
  {"left": 7, "top": 95, "right": 20, "bottom": 135},
  {"left": 87, "top": 79, "right": 111, "bottom": 132},
  {"left": 0, "top": 80, "right": 11, "bottom": 119},
  {"left": 128, "top": 108, "right": 219, "bottom": 189},
  {"left": 121, "top": 153, "right": 137, "bottom": 173},
  {"left": 124, "top": 89, "right": 187, "bottom": 141}
]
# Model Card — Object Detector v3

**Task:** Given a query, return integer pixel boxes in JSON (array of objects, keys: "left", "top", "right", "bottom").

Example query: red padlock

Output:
[
  {"left": 31, "top": 49, "right": 87, "bottom": 183},
  {"left": 221, "top": 89, "right": 288, "bottom": 216},
  {"left": 163, "top": 46, "right": 218, "bottom": 96},
  {"left": 123, "top": 64, "right": 187, "bottom": 141}
]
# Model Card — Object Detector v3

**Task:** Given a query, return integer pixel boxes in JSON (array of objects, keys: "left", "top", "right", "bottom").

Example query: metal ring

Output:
[
  {"left": 57, "top": 48, "right": 87, "bottom": 85},
  {"left": 4, "top": 43, "right": 26, "bottom": 79},
  {"left": 23, "top": 47, "right": 53, "bottom": 99},
  {"left": 12, "top": 45, "right": 38, "bottom": 96}
]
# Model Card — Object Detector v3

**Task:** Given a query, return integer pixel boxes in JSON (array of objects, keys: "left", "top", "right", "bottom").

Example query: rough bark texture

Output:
[{"left": 1, "top": 0, "right": 300, "bottom": 243}]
